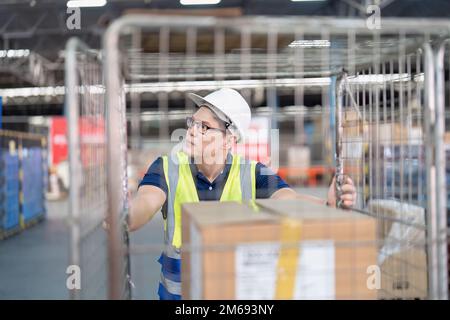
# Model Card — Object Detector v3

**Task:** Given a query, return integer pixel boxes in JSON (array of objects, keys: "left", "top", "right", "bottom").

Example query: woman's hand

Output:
[{"left": 327, "top": 175, "right": 357, "bottom": 209}]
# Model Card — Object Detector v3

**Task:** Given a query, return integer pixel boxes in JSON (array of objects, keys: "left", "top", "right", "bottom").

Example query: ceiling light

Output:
[
  {"left": 67, "top": 0, "right": 107, "bottom": 8},
  {"left": 180, "top": 0, "right": 221, "bottom": 5},
  {"left": 0, "top": 49, "right": 30, "bottom": 58},
  {"left": 288, "top": 40, "right": 330, "bottom": 48}
]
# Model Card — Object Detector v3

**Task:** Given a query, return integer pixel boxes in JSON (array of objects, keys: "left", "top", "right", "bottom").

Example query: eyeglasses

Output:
[{"left": 186, "top": 117, "right": 228, "bottom": 135}]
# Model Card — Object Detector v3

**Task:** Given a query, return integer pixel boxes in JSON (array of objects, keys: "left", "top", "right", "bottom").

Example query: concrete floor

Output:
[
  {"left": 0, "top": 201, "right": 70, "bottom": 299},
  {"left": 129, "top": 212, "right": 164, "bottom": 300},
  {"left": 0, "top": 199, "right": 165, "bottom": 300},
  {"left": 0, "top": 187, "right": 328, "bottom": 299}
]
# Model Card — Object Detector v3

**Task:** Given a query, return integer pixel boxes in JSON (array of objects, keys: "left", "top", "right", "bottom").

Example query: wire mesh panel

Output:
[
  {"left": 65, "top": 38, "right": 131, "bottom": 299},
  {"left": 336, "top": 48, "right": 431, "bottom": 299},
  {"left": 435, "top": 39, "right": 450, "bottom": 298},
  {"left": 336, "top": 37, "right": 450, "bottom": 299},
  {"left": 102, "top": 16, "right": 450, "bottom": 300}
]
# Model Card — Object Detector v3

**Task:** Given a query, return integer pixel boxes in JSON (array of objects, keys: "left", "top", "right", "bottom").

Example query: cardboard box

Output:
[
  {"left": 378, "top": 249, "right": 427, "bottom": 300},
  {"left": 367, "top": 199, "right": 428, "bottom": 299},
  {"left": 445, "top": 132, "right": 450, "bottom": 145},
  {"left": 341, "top": 110, "right": 422, "bottom": 146},
  {"left": 182, "top": 199, "right": 378, "bottom": 300},
  {"left": 286, "top": 146, "right": 311, "bottom": 185},
  {"left": 287, "top": 146, "right": 310, "bottom": 170}
]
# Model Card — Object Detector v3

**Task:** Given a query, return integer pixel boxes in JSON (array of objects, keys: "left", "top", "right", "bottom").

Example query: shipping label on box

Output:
[{"left": 235, "top": 240, "right": 335, "bottom": 300}]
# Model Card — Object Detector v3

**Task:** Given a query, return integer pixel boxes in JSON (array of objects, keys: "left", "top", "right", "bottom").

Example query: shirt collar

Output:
[{"left": 189, "top": 152, "right": 233, "bottom": 184}]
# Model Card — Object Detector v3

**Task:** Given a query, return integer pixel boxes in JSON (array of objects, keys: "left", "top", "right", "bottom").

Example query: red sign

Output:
[
  {"left": 50, "top": 117, "right": 68, "bottom": 165},
  {"left": 79, "top": 116, "right": 106, "bottom": 167},
  {"left": 50, "top": 116, "right": 106, "bottom": 166},
  {"left": 233, "top": 117, "right": 270, "bottom": 165}
]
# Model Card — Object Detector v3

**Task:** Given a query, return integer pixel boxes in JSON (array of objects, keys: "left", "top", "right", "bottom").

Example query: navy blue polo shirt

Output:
[{"left": 138, "top": 153, "right": 289, "bottom": 201}]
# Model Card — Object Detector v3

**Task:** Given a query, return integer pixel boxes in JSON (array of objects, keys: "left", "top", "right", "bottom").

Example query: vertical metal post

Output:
[
  {"left": 159, "top": 27, "right": 170, "bottom": 139},
  {"left": 267, "top": 27, "right": 278, "bottom": 131},
  {"left": 131, "top": 29, "right": 142, "bottom": 149},
  {"left": 382, "top": 62, "right": 388, "bottom": 201},
  {"left": 406, "top": 54, "right": 413, "bottom": 205},
  {"left": 362, "top": 68, "right": 367, "bottom": 204},
  {"left": 416, "top": 50, "right": 424, "bottom": 207},
  {"left": 399, "top": 31, "right": 405, "bottom": 205},
  {"left": 373, "top": 30, "right": 380, "bottom": 203},
  {"left": 321, "top": 30, "right": 330, "bottom": 162},
  {"left": 368, "top": 65, "right": 373, "bottom": 204},
  {"left": 104, "top": 20, "right": 127, "bottom": 300},
  {"left": 240, "top": 27, "right": 252, "bottom": 105},
  {"left": 389, "top": 60, "right": 395, "bottom": 200},
  {"left": 423, "top": 43, "right": 438, "bottom": 300},
  {"left": 185, "top": 26, "right": 197, "bottom": 112},
  {"left": 433, "top": 40, "right": 449, "bottom": 300},
  {"left": 214, "top": 27, "right": 225, "bottom": 81},
  {"left": 329, "top": 76, "right": 337, "bottom": 167},
  {"left": 65, "top": 37, "right": 81, "bottom": 300},
  {"left": 294, "top": 28, "right": 305, "bottom": 146},
  {"left": 335, "top": 74, "right": 345, "bottom": 205}
]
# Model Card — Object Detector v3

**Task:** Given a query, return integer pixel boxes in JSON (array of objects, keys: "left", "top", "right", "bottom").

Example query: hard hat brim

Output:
[{"left": 187, "top": 92, "right": 231, "bottom": 124}]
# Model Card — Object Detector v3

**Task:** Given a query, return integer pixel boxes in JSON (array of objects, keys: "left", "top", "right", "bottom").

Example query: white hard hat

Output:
[{"left": 187, "top": 88, "right": 251, "bottom": 142}]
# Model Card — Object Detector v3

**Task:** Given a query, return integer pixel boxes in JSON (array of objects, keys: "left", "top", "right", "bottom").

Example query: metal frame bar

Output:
[
  {"left": 66, "top": 37, "right": 121, "bottom": 300},
  {"left": 65, "top": 37, "right": 83, "bottom": 300},
  {"left": 423, "top": 42, "right": 439, "bottom": 300},
  {"left": 433, "top": 39, "right": 449, "bottom": 300},
  {"left": 335, "top": 73, "right": 345, "bottom": 207},
  {"left": 104, "top": 21, "right": 132, "bottom": 300},
  {"left": 106, "top": 15, "right": 450, "bottom": 35}
]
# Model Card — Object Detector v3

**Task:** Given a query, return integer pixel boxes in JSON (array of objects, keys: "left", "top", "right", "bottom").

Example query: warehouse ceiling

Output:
[
  {"left": 1, "top": 0, "right": 450, "bottom": 61},
  {"left": 1, "top": 0, "right": 450, "bottom": 117}
]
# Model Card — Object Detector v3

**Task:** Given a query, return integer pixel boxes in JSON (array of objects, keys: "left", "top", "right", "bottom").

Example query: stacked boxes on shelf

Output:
[
  {"left": 370, "top": 145, "right": 427, "bottom": 204},
  {"left": 0, "top": 149, "right": 21, "bottom": 238},
  {"left": 0, "top": 131, "right": 47, "bottom": 239},
  {"left": 20, "top": 147, "right": 46, "bottom": 225}
]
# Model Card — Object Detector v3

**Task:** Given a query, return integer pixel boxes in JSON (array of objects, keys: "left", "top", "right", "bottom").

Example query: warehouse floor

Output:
[
  {"left": 0, "top": 187, "right": 327, "bottom": 300},
  {"left": 0, "top": 201, "right": 69, "bottom": 299}
]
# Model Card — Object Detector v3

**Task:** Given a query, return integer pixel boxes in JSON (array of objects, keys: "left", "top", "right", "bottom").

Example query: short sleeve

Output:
[
  {"left": 255, "top": 162, "right": 290, "bottom": 199},
  {"left": 138, "top": 157, "right": 168, "bottom": 196}
]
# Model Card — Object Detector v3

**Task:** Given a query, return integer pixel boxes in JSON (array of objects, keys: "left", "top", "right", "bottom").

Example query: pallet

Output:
[
  {"left": 21, "top": 213, "right": 46, "bottom": 230},
  {"left": 278, "top": 166, "right": 334, "bottom": 187},
  {"left": 0, "top": 224, "right": 22, "bottom": 240}
]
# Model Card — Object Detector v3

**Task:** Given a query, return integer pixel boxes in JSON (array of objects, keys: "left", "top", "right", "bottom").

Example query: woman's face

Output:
[{"left": 183, "top": 106, "right": 230, "bottom": 165}]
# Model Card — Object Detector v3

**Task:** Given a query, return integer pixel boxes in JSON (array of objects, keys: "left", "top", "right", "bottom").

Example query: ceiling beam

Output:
[{"left": 123, "top": 7, "right": 243, "bottom": 18}]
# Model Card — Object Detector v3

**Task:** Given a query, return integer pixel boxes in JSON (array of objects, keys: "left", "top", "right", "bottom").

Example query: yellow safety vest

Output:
[
  {"left": 157, "top": 151, "right": 256, "bottom": 300},
  {"left": 162, "top": 151, "right": 256, "bottom": 248}
]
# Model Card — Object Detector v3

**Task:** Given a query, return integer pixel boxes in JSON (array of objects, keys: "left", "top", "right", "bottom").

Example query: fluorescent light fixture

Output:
[
  {"left": 0, "top": 49, "right": 30, "bottom": 58},
  {"left": 288, "top": 40, "right": 330, "bottom": 48},
  {"left": 180, "top": 0, "right": 221, "bottom": 5},
  {"left": 414, "top": 73, "right": 424, "bottom": 82},
  {"left": 67, "top": 0, "right": 107, "bottom": 8},
  {"left": 0, "top": 86, "right": 66, "bottom": 98},
  {"left": 347, "top": 74, "right": 416, "bottom": 84}
]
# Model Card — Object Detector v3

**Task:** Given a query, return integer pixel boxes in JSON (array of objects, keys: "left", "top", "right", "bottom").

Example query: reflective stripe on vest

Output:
[{"left": 158, "top": 151, "right": 256, "bottom": 299}]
